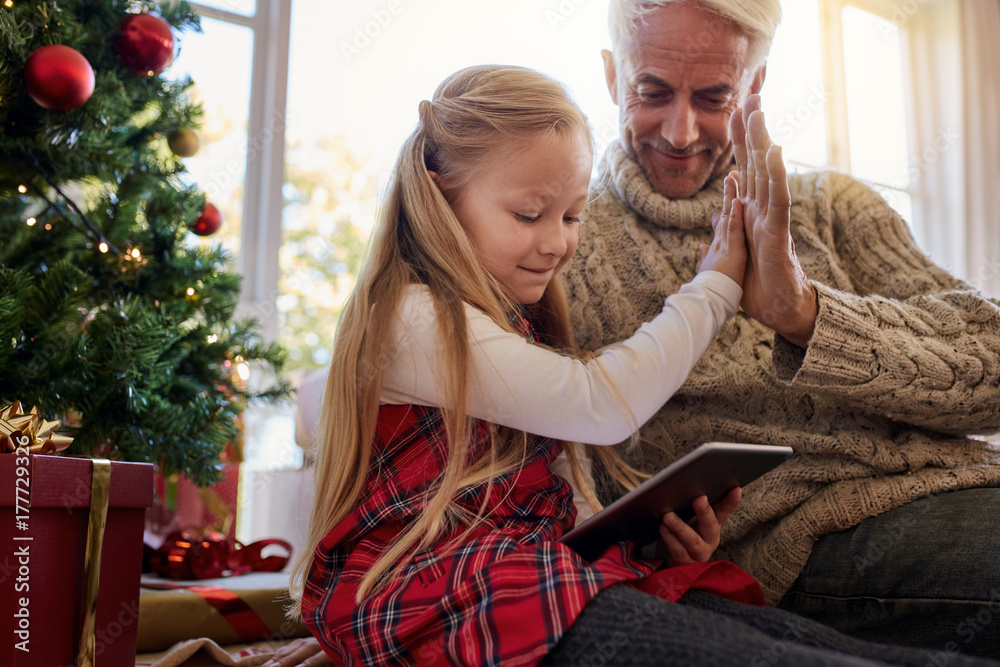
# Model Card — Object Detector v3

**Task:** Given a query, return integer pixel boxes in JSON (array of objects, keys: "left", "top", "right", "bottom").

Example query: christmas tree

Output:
[{"left": 0, "top": 0, "right": 291, "bottom": 486}]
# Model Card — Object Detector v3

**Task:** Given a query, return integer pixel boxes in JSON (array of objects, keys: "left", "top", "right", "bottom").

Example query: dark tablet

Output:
[{"left": 558, "top": 442, "right": 793, "bottom": 561}]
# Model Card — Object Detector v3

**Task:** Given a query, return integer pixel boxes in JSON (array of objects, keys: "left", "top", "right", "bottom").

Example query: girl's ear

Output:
[
  {"left": 428, "top": 170, "right": 455, "bottom": 205},
  {"left": 428, "top": 170, "right": 445, "bottom": 191}
]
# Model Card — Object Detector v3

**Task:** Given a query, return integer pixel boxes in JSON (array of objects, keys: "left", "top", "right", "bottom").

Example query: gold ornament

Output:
[{"left": 167, "top": 128, "right": 200, "bottom": 157}]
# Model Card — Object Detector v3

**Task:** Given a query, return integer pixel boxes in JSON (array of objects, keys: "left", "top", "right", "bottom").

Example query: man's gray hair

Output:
[{"left": 608, "top": 0, "right": 782, "bottom": 69}]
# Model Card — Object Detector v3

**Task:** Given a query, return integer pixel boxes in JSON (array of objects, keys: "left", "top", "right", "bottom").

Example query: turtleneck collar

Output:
[{"left": 596, "top": 141, "right": 729, "bottom": 231}]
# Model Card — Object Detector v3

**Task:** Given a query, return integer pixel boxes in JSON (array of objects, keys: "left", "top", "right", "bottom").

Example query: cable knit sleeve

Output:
[
  {"left": 773, "top": 173, "right": 1000, "bottom": 435},
  {"left": 382, "top": 272, "right": 741, "bottom": 445}
]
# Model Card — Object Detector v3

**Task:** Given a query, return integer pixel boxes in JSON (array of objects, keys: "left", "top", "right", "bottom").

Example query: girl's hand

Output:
[
  {"left": 698, "top": 171, "right": 747, "bottom": 287},
  {"left": 262, "top": 636, "right": 333, "bottom": 667},
  {"left": 658, "top": 487, "right": 741, "bottom": 564}
]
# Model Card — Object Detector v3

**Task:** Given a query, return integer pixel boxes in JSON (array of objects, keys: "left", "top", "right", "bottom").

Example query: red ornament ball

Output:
[
  {"left": 23, "top": 45, "right": 95, "bottom": 111},
  {"left": 191, "top": 203, "right": 222, "bottom": 236},
  {"left": 117, "top": 13, "right": 175, "bottom": 76}
]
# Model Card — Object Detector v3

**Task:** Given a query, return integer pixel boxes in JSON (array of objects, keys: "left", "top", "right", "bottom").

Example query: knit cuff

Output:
[{"left": 773, "top": 281, "right": 883, "bottom": 389}]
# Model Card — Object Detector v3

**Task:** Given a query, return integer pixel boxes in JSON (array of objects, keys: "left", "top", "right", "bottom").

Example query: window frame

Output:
[
  {"left": 189, "top": 0, "right": 292, "bottom": 343},
  {"left": 818, "top": 0, "right": 919, "bottom": 221}
]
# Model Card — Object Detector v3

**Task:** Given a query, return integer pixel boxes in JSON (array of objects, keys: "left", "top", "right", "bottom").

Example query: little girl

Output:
[{"left": 282, "top": 66, "right": 998, "bottom": 667}]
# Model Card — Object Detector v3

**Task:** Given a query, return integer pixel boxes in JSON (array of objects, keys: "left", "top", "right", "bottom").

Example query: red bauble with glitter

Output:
[
  {"left": 23, "top": 45, "right": 95, "bottom": 111},
  {"left": 117, "top": 13, "right": 175, "bottom": 76},
  {"left": 191, "top": 203, "right": 222, "bottom": 236}
]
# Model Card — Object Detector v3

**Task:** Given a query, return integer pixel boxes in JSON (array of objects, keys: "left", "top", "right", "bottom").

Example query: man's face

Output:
[{"left": 604, "top": 2, "right": 764, "bottom": 198}]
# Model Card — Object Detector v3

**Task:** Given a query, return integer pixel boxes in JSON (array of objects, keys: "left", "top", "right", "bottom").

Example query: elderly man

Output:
[{"left": 561, "top": 0, "right": 1000, "bottom": 657}]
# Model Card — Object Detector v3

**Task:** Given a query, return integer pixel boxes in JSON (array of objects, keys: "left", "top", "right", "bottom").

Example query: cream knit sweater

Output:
[{"left": 563, "top": 141, "right": 1000, "bottom": 605}]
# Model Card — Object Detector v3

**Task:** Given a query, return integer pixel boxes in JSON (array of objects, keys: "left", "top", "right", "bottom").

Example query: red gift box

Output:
[
  {"left": 0, "top": 454, "right": 153, "bottom": 666},
  {"left": 174, "top": 463, "right": 240, "bottom": 545},
  {"left": 147, "top": 463, "right": 241, "bottom": 558}
]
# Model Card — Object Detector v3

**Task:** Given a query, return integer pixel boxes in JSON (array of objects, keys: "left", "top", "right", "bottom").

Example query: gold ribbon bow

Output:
[{"left": 0, "top": 401, "right": 74, "bottom": 454}]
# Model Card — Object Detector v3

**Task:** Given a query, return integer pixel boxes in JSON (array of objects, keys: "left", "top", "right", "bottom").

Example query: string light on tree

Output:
[
  {"left": 117, "top": 12, "right": 175, "bottom": 76},
  {"left": 232, "top": 355, "right": 250, "bottom": 390},
  {"left": 23, "top": 44, "right": 95, "bottom": 111}
]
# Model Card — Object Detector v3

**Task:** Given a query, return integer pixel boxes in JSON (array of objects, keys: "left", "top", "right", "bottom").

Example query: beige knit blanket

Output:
[
  {"left": 563, "top": 141, "right": 1000, "bottom": 605},
  {"left": 135, "top": 638, "right": 282, "bottom": 666}
]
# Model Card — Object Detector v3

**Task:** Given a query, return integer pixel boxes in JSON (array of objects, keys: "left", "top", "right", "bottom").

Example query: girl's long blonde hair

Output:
[{"left": 287, "top": 65, "right": 644, "bottom": 616}]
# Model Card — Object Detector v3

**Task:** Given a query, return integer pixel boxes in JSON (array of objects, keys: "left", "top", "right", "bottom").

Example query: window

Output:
[
  {"left": 167, "top": 15, "right": 254, "bottom": 260},
  {"left": 196, "top": 0, "right": 257, "bottom": 17},
  {"left": 170, "top": 0, "right": 297, "bottom": 545},
  {"left": 759, "top": 0, "right": 829, "bottom": 170},
  {"left": 761, "top": 0, "right": 914, "bottom": 224}
]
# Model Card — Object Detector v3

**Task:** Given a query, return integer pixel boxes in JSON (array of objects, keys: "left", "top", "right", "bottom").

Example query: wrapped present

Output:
[
  {"left": 174, "top": 462, "right": 241, "bottom": 544},
  {"left": 137, "top": 570, "right": 311, "bottom": 652},
  {"left": 147, "top": 457, "right": 241, "bottom": 550},
  {"left": 0, "top": 451, "right": 153, "bottom": 666}
]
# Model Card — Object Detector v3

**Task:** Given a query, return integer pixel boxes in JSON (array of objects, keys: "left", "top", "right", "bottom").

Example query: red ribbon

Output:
[{"left": 149, "top": 530, "right": 292, "bottom": 580}]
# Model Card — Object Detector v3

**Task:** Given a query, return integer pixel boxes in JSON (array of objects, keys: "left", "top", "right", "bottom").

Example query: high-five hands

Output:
[{"left": 729, "top": 95, "right": 818, "bottom": 348}]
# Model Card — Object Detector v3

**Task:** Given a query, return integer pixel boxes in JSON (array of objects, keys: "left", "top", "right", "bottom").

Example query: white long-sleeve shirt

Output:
[{"left": 380, "top": 270, "right": 741, "bottom": 445}]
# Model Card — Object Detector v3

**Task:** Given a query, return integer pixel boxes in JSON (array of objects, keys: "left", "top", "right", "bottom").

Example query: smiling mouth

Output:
[
  {"left": 520, "top": 266, "right": 555, "bottom": 274},
  {"left": 651, "top": 147, "right": 700, "bottom": 162}
]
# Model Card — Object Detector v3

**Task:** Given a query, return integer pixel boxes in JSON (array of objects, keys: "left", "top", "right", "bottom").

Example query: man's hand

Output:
[
  {"left": 658, "top": 487, "right": 741, "bottom": 564},
  {"left": 262, "top": 636, "right": 332, "bottom": 667},
  {"left": 730, "top": 95, "right": 818, "bottom": 348}
]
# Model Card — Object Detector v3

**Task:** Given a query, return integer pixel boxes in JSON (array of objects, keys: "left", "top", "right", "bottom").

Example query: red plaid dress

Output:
[{"left": 301, "top": 404, "right": 764, "bottom": 666}]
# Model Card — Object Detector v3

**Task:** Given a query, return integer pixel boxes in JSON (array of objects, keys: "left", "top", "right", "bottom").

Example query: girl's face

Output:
[{"left": 449, "top": 132, "right": 593, "bottom": 304}]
